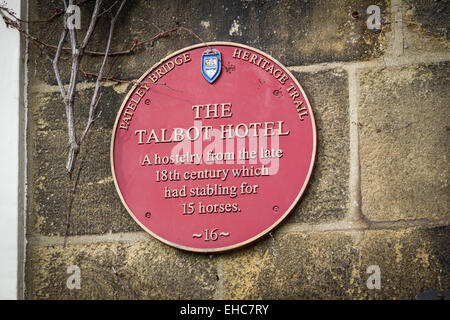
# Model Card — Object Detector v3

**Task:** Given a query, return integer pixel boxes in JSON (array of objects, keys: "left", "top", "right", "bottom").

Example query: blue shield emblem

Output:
[{"left": 201, "top": 49, "right": 221, "bottom": 83}]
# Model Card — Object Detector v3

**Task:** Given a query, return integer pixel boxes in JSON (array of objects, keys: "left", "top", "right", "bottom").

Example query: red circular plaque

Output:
[{"left": 111, "top": 42, "right": 316, "bottom": 252}]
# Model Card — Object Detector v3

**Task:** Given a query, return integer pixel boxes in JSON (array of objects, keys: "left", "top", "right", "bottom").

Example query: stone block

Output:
[
  {"left": 27, "top": 0, "right": 390, "bottom": 86},
  {"left": 221, "top": 226, "right": 449, "bottom": 299},
  {"left": 27, "top": 85, "right": 140, "bottom": 236},
  {"left": 26, "top": 238, "right": 218, "bottom": 299},
  {"left": 359, "top": 63, "right": 449, "bottom": 221},
  {"left": 287, "top": 69, "right": 349, "bottom": 224}
]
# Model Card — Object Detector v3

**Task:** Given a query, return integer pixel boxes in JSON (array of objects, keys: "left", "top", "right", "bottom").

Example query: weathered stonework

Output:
[
  {"left": 24, "top": 0, "right": 449, "bottom": 300},
  {"left": 359, "top": 62, "right": 449, "bottom": 221},
  {"left": 287, "top": 69, "right": 349, "bottom": 224},
  {"left": 27, "top": 86, "right": 140, "bottom": 236},
  {"left": 394, "top": 0, "right": 449, "bottom": 58},
  {"left": 26, "top": 236, "right": 218, "bottom": 300},
  {"left": 26, "top": 226, "right": 449, "bottom": 300},
  {"left": 403, "top": 0, "right": 449, "bottom": 40},
  {"left": 27, "top": 0, "right": 390, "bottom": 86},
  {"left": 221, "top": 226, "right": 449, "bottom": 299}
]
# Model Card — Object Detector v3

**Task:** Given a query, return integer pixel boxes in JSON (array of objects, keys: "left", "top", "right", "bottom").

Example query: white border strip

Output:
[{"left": 0, "top": 0, "right": 22, "bottom": 300}]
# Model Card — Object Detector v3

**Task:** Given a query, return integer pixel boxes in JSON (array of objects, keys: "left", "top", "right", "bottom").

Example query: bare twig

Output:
[
  {"left": 98, "top": 0, "right": 119, "bottom": 17},
  {"left": 83, "top": 25, "right": 209, "bottom": 56},
  {"left": 0, "top": 10, "right": 206, "bottom": 58},
  {"left": 63, "top": 137, "right": 87, "bottom": 247},
  {"left": 64, "top": 0, "right": 127, "bottom": 243},
  {"left": 0, "top": 0, "right": 93, "bottom": 24},
  {"left": 78, "top": 68, "right": 181, "bottom": 91},
  {"left": 3, "top": 0, "right": 202, "bottom": 242},
  {"left": 80, "top": 0, "right": 126, "bottom": 145},
  {"left": 53, "top": 28, "right": 68, "bottom": 101},
  {"left": 0, "top": 6, "right": 59, "bottom": 54},
  {"left": 64, "top": 0, "right": 103, "bottom": 174},
  {"left": 0, "top": 3, "right": 62, "bottom": 24},
  {"left": 112, "top": 266, "right": 136, "bottom": 300}
]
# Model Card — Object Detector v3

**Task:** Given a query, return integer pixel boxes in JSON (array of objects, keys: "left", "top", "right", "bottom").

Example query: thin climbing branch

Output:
[
  {"left": 2, "top": 0, "right": 204, "bottom": 243},
  {"left": 65, "top": 0, "right": 103, "bottom": 174},
  {"left": 53, "top": 28, "right": 68, "bottom": 101},
  {"left": 80, "top": 0, "right": 127, "bottom": 145},
  {"left": 0, "top": 9, "right": 206, "bottom": 58},
  {"left": 64, "top": 0, "right": 127, "bottom": 243},
  {"left": 112, "top": 267, "right": 136, "bottom": 300},
  {"left": 0, "top": 0, "right": 93, "bottom": 24}
]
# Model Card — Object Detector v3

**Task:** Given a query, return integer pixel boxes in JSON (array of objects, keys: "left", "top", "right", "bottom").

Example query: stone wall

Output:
[{"left": 24, "top": 0, "right": 449, "bottom": 299}]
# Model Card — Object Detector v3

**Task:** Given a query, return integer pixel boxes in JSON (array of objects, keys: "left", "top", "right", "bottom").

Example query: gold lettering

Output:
[
  {"left": 264, "top": 122, "right": 275, "bottom": 136},
  {"left": 205, "top": 104, "right": 219, "bottom": 119},
  {"left": 249, "top": 54, "right": 258, "bottom": 65},
  {"left": 221, "top": 103, "right": 232, "bottom": 118},
  {"left": 277, "top": 121, "right": 290, "bottom": 136},
  {"left": 141, "top": 154, "right": 152, "bottom": 166},
  {"left": 123, "top": 117, "right": 132, "bottom": 125},
  {"left": 201, "top": 126, "right": 213, "bottom": 140},
  {"left": 235, "top": 123, "right": 248, "bottom": 138},
  {"left": 256, "top": 56, "right": 263, "bottom": 66},
  {"left": 165, "top": 61, "right": 175, "bottom": 71},
  {"left": 135, "top": 88, "right": 146, "bottom": 98},
  {"left": 174, "top": 56, "right": 183, "bottom": 65},
  {"left": 146, "top": 129, "right": 160, "bottom": 144},
  {"left": 135, "top": 130, "right": 147, "bottom": 144},
  {"left": 299, "top": 111, "right": 308, "bottom": 120},
  {"left": 160, "top": 128, "right": 172, "bottom": 143},
  {"left": 149, "top": 73, "right": 158, "bottom": 83},
  {"left": 265, "top": 64, "right": 274, "bottom": 74},
  {"left": 279, "top": 74, "right": 289, "bottom": 84},
  {"left": 186, "top": 126, "right": 200, "bottom": 141},
  {"left": 273, "top": 69, "right": 282, "bottom": 79},
  {"left": 156, "top": 68, "right": 165, "bottom": 78},
  {"left": 294, "top": 100, "right": 304, "bottom": 110},
  {"left": 173, "top": 128, "right": 184, "bottom": 142},
  {"left": 127, "top": 102, "right": 137, "bottom": 111},
  {"left": 221, "top": 124, "right": 233, "bottom": 139},
  {"left": 248, "top": 122, "right": 262, "bottom": 136},
  {"left": 286, "top": 84, "right": 296, "bottom": 92},
  {"left": 260, "top": 59, "right": 269, "bottom": 69},
  {"left": 290, "top": 90, "right": 300, "bottom": 100},
  {"left": 232, "top": 49, "right": 242, "bottom": 59},
  {"left": 192, "top": 105, "right": 203, "bottom": 119}
]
